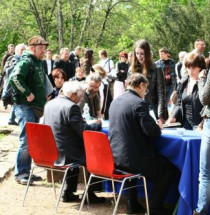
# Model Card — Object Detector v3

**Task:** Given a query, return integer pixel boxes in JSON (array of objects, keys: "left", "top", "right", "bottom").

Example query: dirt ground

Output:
[{"left": 0, "top": 170, "right": 147, "bottom": 215}]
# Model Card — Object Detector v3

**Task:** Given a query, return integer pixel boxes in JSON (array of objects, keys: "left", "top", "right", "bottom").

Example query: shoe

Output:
[
  {"left": 126, "top": 200, "right": 145, "bottom": 214},
  {"left": 84, "top": 192, "right": 106, "bottom": 204},
  {"left": 61, "top": 191, "right": 80, "bottom": 203},
  {"left": 30, "top": 174, "right": 42, "bottom": 181},
  {"left": 16, "top": 176, "right": 33, "bottom": 185},
  {"left": 8, "top": 121, "right": 18, "bottom": 126}
]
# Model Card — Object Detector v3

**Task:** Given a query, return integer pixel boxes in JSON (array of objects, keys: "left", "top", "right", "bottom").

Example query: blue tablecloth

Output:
[{"left": 101, "top": 124, "right": 210, "bottom": 215}]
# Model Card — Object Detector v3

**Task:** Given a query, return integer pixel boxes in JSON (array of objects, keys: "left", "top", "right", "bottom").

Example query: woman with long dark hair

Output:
[
  {"left": 130, "top": 39, "right": 166, "bottom": 123},
  {"left": 80, "top": 48, "right": 94, "bottom": 76}
]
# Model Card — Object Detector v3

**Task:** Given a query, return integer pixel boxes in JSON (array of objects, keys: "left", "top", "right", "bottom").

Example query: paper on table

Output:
[
  {"left": 163, "top": 122, "right": 181, "bottom": 128},
  {"left": 102, "top": 120, "right": 109, "bottom": 128}
]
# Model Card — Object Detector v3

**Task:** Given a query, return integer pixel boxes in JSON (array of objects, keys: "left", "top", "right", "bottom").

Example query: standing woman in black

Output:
[
  {"left": 114, "top": 51, "right": 129, "bottom": 99},
  {"left": 130, "top": 39, "right": 166, "bottom": 123}
]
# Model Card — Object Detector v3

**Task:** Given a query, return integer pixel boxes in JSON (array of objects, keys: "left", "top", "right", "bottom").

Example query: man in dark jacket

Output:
[
  {"left": 109, "top": 73, "right": 179, "bottom": 215},
  {"left": 69, "top": 46, "right": 82, "bottom": 71},
  {"left": 53, "top": 47, "right": 74, "bottom": 80},
  {"left": 42, "top": 49, "right": 55, "bottom": 86},
  {"left": 44, "top": 81, "right": 105, "bottom": 203},
  {"left": 9, "top": 36, "right": 49, "bottom": 185}
]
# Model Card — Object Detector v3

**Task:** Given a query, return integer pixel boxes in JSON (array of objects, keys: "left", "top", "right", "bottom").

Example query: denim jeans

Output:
[
  {"left": 196, "top": 119, "right": 210, "bottom": 214},
  {"left": 14, "top": 104, "right": 39, "bottom": 178},
  {"left": 8, "top": 105, "right": 16, "bottom": 123}
]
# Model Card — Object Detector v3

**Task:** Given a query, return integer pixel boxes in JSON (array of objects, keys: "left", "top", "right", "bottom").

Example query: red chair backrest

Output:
[
  {"left": 26, "top": 122, "right": 58, "bottom": 167},
  {"left": 83, "top": 131, "right": 115, "bottom": 177}
]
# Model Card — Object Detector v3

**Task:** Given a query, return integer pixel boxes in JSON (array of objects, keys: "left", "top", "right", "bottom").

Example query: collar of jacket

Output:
[{"left": 126, "top": 89, "right": 146, "bottom": 102}]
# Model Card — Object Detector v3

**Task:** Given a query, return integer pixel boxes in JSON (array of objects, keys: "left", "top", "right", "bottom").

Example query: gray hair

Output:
[
  {"left": 75, "top": 46, "right": 82, "bottom": 51},
  {"left": 178, "top": 51, "right": 187, "bottom": 59},
  {"left": 15, "top": 43, "right": 26, "bottom": 55},
  {"left": 86, "top": 73, "right": 102, "bottom": 84},
  {"left": 62, "top": 81, "right": 84, "bottom": 98},
  {"left": 60, "top": 47, "right": 70, "bottom": 55}
]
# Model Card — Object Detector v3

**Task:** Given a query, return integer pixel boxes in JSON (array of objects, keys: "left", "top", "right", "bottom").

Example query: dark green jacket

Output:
[{"left": 9, "top": 50, "right": 46, "bottom": 108}]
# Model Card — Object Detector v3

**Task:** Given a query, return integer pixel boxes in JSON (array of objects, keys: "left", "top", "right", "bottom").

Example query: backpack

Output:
[
  {"left": 1, "top": 56, "right": 34, "bottom": 109},
  {"left": 0, "top": 55, "right": 14, "bottom": 98}
]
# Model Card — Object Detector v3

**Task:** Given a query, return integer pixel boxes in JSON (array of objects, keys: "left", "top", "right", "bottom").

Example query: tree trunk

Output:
[
  {"left": 69, "top": 0, "right": 77, "bottom": 50},
  {"left": 57, "top": 0, "right": 64, "bottom": 49},
  {"left": 78, "top": 0, "right": 95, "bottom": 45},
  {"left": 96, "top": 0, "right": 131, "bottom": 47},
  {"left": 29, "top": 0, "right": 46, "bottom": 38}
]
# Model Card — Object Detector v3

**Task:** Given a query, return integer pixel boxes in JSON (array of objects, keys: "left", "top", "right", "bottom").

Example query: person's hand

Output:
[
  {"left": 199, "top": 69, "right": 206, "bottom": 79},
  {"left": 165, "top": 75, "right": 171, "bottom": 79},
  {"left": 157, "top": 117, "right": 165, "bottom": 124},
  {"left": 157, "top": 120, "right": 163, "bottom": 130},
  {"left": 27, "top": 93, "right": 35, "bottom": 102},
  {"left": 168, "top": 117, "right": 176, "bottom": 124},
  {"left": 46, "top": 96, "right": 51, "bottom": 101},
  {"left": 94, "top": 119, "right": 102, "bottom": 125}
]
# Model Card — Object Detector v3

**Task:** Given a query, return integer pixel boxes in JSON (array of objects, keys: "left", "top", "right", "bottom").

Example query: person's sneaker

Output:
[
  {"left": 126, "top": 200, "right": 145, "bottom": 214},
  {"left": 84, "top": 192, "right": 106, "bottom": 204},
  {"left": 16, "top": 176, "right": 33, "bottom": 185},
  {"left": 8, "top": 121, "right": 18, "bottom": 126},
  {"left": 61, "top": 191, "right": 80, "bottom": 203},
  {"left": 30, "top": 174, "right": 42, "bottom": 181}
]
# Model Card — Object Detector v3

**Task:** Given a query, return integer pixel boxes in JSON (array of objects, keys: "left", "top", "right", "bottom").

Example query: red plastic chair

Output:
[
  {"left": 22, "top": 122, "right": 87, "bottom": 212},
  {"left": 79, "top": 130, "right": 150, "bottom": 215}
]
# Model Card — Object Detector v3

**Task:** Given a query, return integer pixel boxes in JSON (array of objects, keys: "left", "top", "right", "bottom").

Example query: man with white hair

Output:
[
  {"left": 2, "top": 43, "right": 26, "bottom": 124},
  {"left": 43, "top": 81, "right": 104, "bottom": 203}
]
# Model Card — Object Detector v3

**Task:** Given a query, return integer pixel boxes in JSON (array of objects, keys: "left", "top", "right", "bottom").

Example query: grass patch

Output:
[{"left": 0, "top": 133, "right": 6, "bottom": 140}]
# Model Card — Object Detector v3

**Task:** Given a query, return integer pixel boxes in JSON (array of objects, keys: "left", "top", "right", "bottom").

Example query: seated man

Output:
[
  {"left": 79, "top": 73, "right": 102, "bottom": 119},
  {"left": 43, "top": 81, "right": 104, "bottom": 203},
  {"left": 109, "top": 73, "right": 179, "bottom": 215}
]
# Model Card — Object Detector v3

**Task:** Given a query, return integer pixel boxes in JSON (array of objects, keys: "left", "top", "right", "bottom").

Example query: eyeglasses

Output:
[{"left": 145, "top": 89, "right": 149, "bottom": 95}]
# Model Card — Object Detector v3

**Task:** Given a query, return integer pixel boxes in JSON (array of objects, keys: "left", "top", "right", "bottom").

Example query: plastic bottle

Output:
[{"left": 83, "top": 103, "right": 91, "bottom": 120}]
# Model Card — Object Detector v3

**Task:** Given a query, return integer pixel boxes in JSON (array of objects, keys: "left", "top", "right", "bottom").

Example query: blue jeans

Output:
[
  {"left": 8, "top": 105, "right": 16, "bottom": 123},
  {"left": 196, "top": 119, "right": 210, "bottom": 214},
  {"left": 14, "top": 104, "right": 38, "bottom": 177}
]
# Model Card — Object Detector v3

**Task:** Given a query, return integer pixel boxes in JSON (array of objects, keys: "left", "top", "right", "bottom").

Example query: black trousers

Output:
[
  {"left": 65, "top": 166, "right": 102, "bottom": 193},
  {"left": 125, "top": 154, "right": 180, "bottom": 208}
]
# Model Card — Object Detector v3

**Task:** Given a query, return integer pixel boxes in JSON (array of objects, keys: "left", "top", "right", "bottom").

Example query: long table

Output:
[{"left": 101, "top": 124, "right": 210, "bottom": 215}]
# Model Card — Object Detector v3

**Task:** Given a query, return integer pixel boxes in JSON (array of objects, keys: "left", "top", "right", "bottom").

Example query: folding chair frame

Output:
[
  {"left": 23, "top": 163, "right": 87, "bottom": 213},
  {"left": 79, "top": 173, "right": 149, "bottom": 215}
]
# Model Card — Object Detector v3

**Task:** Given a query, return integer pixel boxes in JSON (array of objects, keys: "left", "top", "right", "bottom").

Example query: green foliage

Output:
[{"left": 0, "top": 0, "right": 209, "bottom": 64}]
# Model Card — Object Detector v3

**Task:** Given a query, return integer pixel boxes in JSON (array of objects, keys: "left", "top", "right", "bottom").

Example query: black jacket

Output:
[
  {"left": 143, "top": 64, "right": 166, "bottom": 119},
  {"left": 109, "top": 90, "right": 161, "bottom": 173},
  {"left": 44, "top": 95, "right": 101, "bottom": 165},
  {"left": 171, "top": 75, "right": 203, "bottom": 126},
  {"left": 69, "top": 52, "right": 80, "bottom": 71},
  {"left": 115, "top": 61, "right": 129, "bottom": 82},
  {"left": 53, "top": 59, "right": 75, "bottom": 80},
  {"left": 42, "top": 59, "right": 55, "bottom": 87}
]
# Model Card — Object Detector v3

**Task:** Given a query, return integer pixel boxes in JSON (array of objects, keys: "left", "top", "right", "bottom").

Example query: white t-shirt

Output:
[
  {"left": 46, "top": 60, "right": 52, "bottom": 75},
  {"left": 99, "top": 58, "right": 114, "bottom": 74}
]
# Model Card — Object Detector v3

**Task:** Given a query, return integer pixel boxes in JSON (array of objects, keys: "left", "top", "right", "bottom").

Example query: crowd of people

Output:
[{"left": 0, "top": 35, "right": 210, "bottom": 215}]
